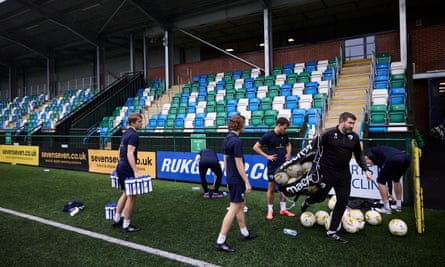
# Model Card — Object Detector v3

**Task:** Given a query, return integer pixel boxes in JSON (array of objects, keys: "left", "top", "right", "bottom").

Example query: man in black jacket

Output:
[{"left": 301, "top": 112, "right": 371, "bottom": 243}]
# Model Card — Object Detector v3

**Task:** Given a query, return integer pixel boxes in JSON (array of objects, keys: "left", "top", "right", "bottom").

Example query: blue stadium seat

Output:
[
  {"left": 280, "top": 84, "right": 292, "bottom": 97},
  {"left": 285, "top": 95, "right": 299, "bottom": 110},
  {"left": 157, "top": 114, "right": 168, "bottom": 127},
  {"left": 149, "top": 115, "right": 158, "bottom": 128},
  {"left": 175, "top": 114, "right": 186, "bottom": 128},
  {"left": 292, "top": 108, "right": 306, "bottom": 127},
  {"left": 389, "top": 87, "right": 407, "bottom": 105},
  {"left": 248, "top": 98, "right": 260, "bottom": 111}
]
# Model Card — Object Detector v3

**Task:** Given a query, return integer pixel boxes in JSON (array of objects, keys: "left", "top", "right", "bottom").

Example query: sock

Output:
[
  {"left": 113, "top": 213, "right": 121, "bottom": 223},
  {"left": 267, "top": 204, "right": 273, "bottom": 211},
  {"left": 123, "top": 219, "right": 130, "bottom": 229},
  {"left": 396, "top": 200, "right": 402, "bottom": 208},
  {"left": 327, "top": 230, "right": 336, "bottom": 235},
  {"left": 280, "top": 202, "right": 286, "bottom": 211},
  {"left": 217, "top": 234, "right": 226, "bottom": 244},
  {"left": 240, "top": 227, "right": 249, "bottom": 237},
  {"left": 384, "top": 200, "right": 390, "bottom": 210}
]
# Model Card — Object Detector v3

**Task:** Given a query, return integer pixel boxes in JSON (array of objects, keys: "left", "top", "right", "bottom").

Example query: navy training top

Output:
[
  {"left": 258, "top": 130, "right": 289, "bottom": 174},
  {"left": 223, "top": 132, "right": 244, "bottom": 184}
]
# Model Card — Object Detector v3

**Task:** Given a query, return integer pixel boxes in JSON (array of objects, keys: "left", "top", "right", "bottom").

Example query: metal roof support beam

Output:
[
  {"left": 98, "top": 0, "right": 127, "bottom": 35},
  {"left": 264, "top": 7, "right": 273, "bottom": 76},
  {"left": 47, "top": 50, "right": 55, "bottom": 99},
  {"left": 178, "top": 29, "right": 264, "bottom": 72},
  {"left": 143, "top": 31, "right": 149, "bottom": 83},
  {"left": 96, "top": 45, "right": 105, "bottom": 91},
  {"left": 9, "top": 66, "right": 15, "bottom": 99},
  {"left": 16, "top": 0, "right": 97, "bottom": 47},
  {"left": 164, "top": 30, "right": 170, "bottom": 91},
  {"left": 0, "top": 35, "right": 47, "bottom": 58},
  {"left": 130, "top": 32, "right": 136, "bottom": 73},
  {"left": 399, "top": 0, "right": 407, "bottom": 68},
  {"left": 128, "top": 0, "right": 167, "bottom": 29}
]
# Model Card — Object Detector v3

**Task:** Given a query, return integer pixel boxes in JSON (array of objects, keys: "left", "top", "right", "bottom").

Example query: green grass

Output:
[{"left": 1, "top": 163, "right": 445, "bottom": 266}]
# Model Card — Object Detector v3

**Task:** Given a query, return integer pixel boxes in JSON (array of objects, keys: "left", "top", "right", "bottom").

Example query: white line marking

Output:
[{"left": 0, "top": 207, "right": 220, "bottom": 267}]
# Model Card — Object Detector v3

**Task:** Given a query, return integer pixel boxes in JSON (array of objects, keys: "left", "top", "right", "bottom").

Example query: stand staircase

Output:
[{"left": 323, "top": 58, "right": 371, "bottom": 130}]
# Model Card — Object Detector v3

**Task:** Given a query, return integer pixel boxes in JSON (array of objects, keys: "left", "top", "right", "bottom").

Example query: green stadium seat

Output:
[
  {"left": 370, "top": 104, "right": 387, "bottom": 124},
  {"left": 264, "top": 110, "right": 278, "bottom": 127},
  {"left": 216, "top": 112, "right": 227, "bottom": 127},
  {"left": 376, "top": 52, "right": 391, "bottom": 64},
  {"left": 251, "top": 110, "right": 264, "bottom": 127},
  {"left": 260, "top": 97, "right": 272, "bottom": 111},
  {"left": 388, "top": 104, "right": 406, "bottom": 123},
  {"left": 216, "top": 100, "right": 226, "bottom": 113}
]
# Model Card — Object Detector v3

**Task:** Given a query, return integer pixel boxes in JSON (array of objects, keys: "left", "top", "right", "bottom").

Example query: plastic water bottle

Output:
[
  {"left": 70, "top": 207, "right": 80, "bottom": 216},
  {"left": 283, "top": 228, "right": 298, "bottom": 236}
]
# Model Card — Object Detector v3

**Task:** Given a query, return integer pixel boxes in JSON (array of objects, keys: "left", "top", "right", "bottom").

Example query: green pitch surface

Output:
[{"left": 1, "top": 163, "right": 444, "bottom": 266}]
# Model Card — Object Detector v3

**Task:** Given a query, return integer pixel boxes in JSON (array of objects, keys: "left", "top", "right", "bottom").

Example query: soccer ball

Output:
[
  {"left": 286, "top": 163, "right": 303, "bottom": 178},
  {"left": 301, "top": 162, "right": 312, "bottom": 173},
  {"left": 300, "top": 211, "right": 316, "bottom": 227},
  {"left": 324, "top": 215, "right": 342, "bottom": 231},
  {"left": 349, "top": 209, "right": 364, "bottom": 222},
  {"left": 348, "top": 209, "right": 365, "bottom": 230},
  {"left": 365, "top": 210, "right": 382, "bottom": 225},
  {"left": 315, "top": 210, "right": 329, "bottom": 226},
  {"left": 273, "top": 171, "right": 289, "bottom": 185},
  {"left": 342, "top": 216, "right": 361, "bottom": 233},
  {"left": 287, "top": 177, "right": 299, "bottom": 184},
  {"left": 389, "top": 219, "right": 408, "bottom": 236},
  {"left": 328, "top": 195, "right": 337, "bottom": 210}
]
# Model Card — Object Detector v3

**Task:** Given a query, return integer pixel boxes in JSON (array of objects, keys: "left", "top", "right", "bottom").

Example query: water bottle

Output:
[
  {"left": 283, "top": 228, "right": 298, "bottom": 236},
  {"left": 70, "top": 207, "right": 80, "bottom": 216}
]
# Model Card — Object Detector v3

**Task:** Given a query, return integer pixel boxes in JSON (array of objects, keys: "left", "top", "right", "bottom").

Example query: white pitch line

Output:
[{"left": 0, "top": 207, "right": 220, "bottom": 267}]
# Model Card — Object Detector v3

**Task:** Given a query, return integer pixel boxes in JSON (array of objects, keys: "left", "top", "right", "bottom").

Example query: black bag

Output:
[{"left": 277, "top": 150, "right": 325, "bottom": 201}]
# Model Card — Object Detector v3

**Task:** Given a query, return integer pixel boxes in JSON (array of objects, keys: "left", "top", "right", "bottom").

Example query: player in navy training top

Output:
[
  {"left": 363, "top": 145, "right": 410, "bottom": 214},
  {"left": 196, "top": 148, "right": 223, "bottom": 198},
  {"left": 214, "top": 114, "right": 256, "bottom": 252},
  {"left": 113, "top": 113, "right": 143, "bottom": 233},
  {"left": 253, "top": 117, "right": 294, "bottom": 220}
]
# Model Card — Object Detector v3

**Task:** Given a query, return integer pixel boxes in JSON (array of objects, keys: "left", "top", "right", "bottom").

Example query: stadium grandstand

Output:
[{"left": 0, "top": 0, "right": 444, "bottom": 217}]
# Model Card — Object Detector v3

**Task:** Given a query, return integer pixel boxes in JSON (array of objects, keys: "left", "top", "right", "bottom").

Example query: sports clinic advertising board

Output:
[{"left": 156, "top": 151, "right": 392, "bottom": 200}]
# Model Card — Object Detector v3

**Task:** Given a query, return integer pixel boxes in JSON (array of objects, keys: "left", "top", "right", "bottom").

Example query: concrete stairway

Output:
[
  {"left": 323, "top": 59, "right": 371, "bottom": 130},
  {"left": 143, "top": 84, "right": 182, "bottom": 122}
]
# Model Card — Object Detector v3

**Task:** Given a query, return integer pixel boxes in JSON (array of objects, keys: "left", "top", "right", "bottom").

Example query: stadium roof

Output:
[{"left": 0, "top": 0, "right": 441, "bottom": 77}]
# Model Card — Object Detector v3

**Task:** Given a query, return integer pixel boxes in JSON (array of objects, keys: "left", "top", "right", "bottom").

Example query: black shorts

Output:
[
  {"left": 116, "top": 166, "right": 134, "bottom": 190},
  {"left": 228, "top": 183, "right": 246, "bottom": 203},
  {"left": 377, "top": 154, "right": 410, "bottom": 184}
]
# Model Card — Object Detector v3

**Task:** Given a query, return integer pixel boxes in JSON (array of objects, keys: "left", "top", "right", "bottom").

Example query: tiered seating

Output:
[
  {"left": 143, "top": 61, "right": 338, "bottom": 133},
  {"left": 0, "top": 93, "right": 48, "bottom": 131},
  {"left": 368, "top": 52, "right": 408, "bottom": 132},
  {"left": 99, "top": 87, "right": 152, "bottom": 135},
  {"left": 97, "top": 80, "right": 164, "bottom": 137},
  {"left": 388, "top": 70, "right": 407, "bottom": 124}
]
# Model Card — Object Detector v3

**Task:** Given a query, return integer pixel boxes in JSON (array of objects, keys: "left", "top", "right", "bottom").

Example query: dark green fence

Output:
[{"left": 0, "top": 133, "right": 412, "bottom": 154}]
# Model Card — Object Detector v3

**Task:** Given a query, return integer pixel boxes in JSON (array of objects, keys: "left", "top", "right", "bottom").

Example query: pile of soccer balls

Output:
[
  {"left": 274, "top": 162, "right": 313, "bottom": 186},
  {"left": 297, "top": 195, "right": 408, "bottom": 236}
]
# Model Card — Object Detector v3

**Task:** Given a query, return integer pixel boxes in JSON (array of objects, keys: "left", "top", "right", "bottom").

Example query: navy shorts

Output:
[
  {"left": 377, "top": 154, "right": 410, "bottom": 184},
  {"left": 228, "top": 183, "right": 246, "bottom": 203},
  {"left": 116, "top": 167, "right": 134, "bottom": 190}
]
